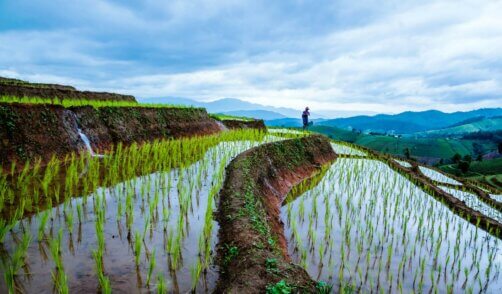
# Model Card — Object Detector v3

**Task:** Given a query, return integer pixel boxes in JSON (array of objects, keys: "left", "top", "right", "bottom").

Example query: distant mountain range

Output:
[
  {"left": 140, "top": 97, "right": 375, "bottom": 119},
  {"left": 140, "top": 97, "right": 501, "bottom": 135},
  {"left": 267, "top": 108, "right": 502, "bottom": 134},
  {"left": 220, "top": 110, "right": 287, "bottom": 120}
]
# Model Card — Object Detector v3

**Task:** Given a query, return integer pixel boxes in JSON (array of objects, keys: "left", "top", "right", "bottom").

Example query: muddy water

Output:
[
  {"left": 0, "top": 137, "right": 280, "bottom": 293},
  {"left": 282, "top": 158, "right": 501, "bottom": 293}
]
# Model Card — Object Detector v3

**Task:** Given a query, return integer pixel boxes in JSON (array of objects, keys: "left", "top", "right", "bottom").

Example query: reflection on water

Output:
[
  {"left": 282, "top": 158, "right": 501, "bottom": 293},
  {"left": 0, "top": 137, "right": 280, "bottom": 293}
]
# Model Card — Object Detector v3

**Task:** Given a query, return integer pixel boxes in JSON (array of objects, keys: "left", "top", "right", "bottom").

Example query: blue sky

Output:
[{"left": 1, "top": 0, "right": 501, "bottom": 114}]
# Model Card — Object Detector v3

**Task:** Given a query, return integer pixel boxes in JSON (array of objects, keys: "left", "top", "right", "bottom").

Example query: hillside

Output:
[
  {"left": 438, "top": 158, "right": 502, "bottom": 177},
  {"left": 317, "top": 108, "right": 502, "bottom": 134},
  {"left": 415, "top": 116, "right": 502, "bottom": 137},
  {"left": 308, "top": 125, "right": 498, "bottom": 163},
  {"left": 438, "top": 158, "right": 502, "bottom": 190}
]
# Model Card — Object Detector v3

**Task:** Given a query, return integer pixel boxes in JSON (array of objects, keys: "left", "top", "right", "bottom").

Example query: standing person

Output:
[{"left": 302, "top": 107, "right": 310, "bottom": 130}]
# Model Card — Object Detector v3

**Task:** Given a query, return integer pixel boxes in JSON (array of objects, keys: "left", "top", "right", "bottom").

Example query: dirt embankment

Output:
[
  {"left": 216, "top": 135, "right": 336, "bottom": 293},
  {"left": 221, "top": 119, "right": 266, "bottom": 130},
  {"left": 0, "top": 77, "right": 136, "bottom": 102},
  {"left": 0, "top": 103, "right": 225, "bottom": 168}
]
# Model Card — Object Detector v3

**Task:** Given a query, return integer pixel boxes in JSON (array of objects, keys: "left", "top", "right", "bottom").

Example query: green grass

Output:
[{"left": 0, "top": 95, "right": 197, "bottom": 109}]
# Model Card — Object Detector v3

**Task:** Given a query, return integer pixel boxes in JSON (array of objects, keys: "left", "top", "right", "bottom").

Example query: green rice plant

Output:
[
  {"left": 146, "top": 249, "right": 156, "bottom": 286},
  {"left": 0, "top": 219, "right": 16, "bottom": 243},
  {"left": 134, "top": 231, "right": 142, "bottom": 267},
  {"left": 93, "top": 249, "right": 111, "bottom": 294},
  {"left": 157, "top": 272, "right": 167, "bottom": 293},
  {"left": 49, "top": 229, "right": 68, "bottom": 293},
  {"left": 37, "top": 210, "right": 50, "bottom": 240},
  {"left": 190, "top": 259, "right": 203, "bottom": 290}
]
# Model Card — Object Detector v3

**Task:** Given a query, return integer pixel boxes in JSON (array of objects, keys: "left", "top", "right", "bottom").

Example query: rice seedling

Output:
[
  {"left": 146, "top": 249, "right": 156, "bottom": 286},
  {"left": 0, "top": 129, "right": 284, "bottom": 292},
  {"left": 282, "top": 156, "right": 501, "bottom": 292}
]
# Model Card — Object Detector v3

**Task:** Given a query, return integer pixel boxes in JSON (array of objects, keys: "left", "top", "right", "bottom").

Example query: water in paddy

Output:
[
  {"left": 418, "top": 166, "right": 462, "bottom": 186},
  {"left": 282, "top": 158, "right": 501, "bottom": 293},
  {"left": 0, "top": 137, "right": 280, "bottom": 293},
  {"left": 439, "top": 186, "right": 502, "bottom": 223}
]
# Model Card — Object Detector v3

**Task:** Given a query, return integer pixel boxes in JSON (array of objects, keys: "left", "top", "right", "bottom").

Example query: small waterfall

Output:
[
  {"left": 77, "top": 129, "right": 96, "bottom": 156},
  {"left": 65, "top": 109, "right": 104, "bottom": 157},
  {"left": 215, "top": 120, "right": 228, "bottom": 131}
]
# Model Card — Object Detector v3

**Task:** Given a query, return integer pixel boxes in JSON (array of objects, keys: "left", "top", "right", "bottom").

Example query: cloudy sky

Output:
[{"left": 1, "top": 0, "right": 501, "bottom": 114}]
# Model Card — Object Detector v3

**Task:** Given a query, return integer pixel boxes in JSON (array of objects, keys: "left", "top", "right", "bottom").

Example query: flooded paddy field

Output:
[
  {"left": 282, "top": 157, "right": 501, "bottom": 293},
  {"left": 0, "top": 130, "right": 279, "bottom": 293}
]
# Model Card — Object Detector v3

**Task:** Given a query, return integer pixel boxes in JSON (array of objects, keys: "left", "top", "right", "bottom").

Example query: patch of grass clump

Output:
[{"left": 266, "top": 280, "right": 292, "bottom": 294}]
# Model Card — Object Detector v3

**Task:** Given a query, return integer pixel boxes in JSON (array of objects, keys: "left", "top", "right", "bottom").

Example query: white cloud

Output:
[{"left": 1, "top": 0, "right": 501, "bottom": 113}]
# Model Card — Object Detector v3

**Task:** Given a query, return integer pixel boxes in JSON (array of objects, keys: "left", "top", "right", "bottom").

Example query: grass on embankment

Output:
[
  {"left": 0, "top": 95, "right": 195, "bottom": 109},
  {"left": 0, "top": 95, "right": 256, "bottom": 122}
]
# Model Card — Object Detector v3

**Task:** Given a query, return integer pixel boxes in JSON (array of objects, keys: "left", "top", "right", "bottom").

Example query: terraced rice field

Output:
[
  {"left": 0, "top": 130, "right": 279, "bottom": 293},
  {"left": 0, "top": 127, "right": 500, "bottom": 293},
  {"left": 282, "top": 156, "right": 501, "bottom": 293},
  {"left": 418, "top": 166, "right": 462, "bottom": 185}
]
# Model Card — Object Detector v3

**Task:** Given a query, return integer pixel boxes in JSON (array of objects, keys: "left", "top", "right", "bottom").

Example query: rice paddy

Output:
[
  {"left": 282, "top": 157, "right": 501, "bottom": 293},
  {"left": 1, "top": 125, "right": 501, "bottom": 293},
  {"left": 0, "top": 129, "right": 280, "bottom": 293},
  {"left": 418, "top": 166, "right": 462, "bottom": 186},
  {"left": 490, "top": 194, "right": 502, "bottom": 202},
  {"left": 438, "top": 186, "right": 502, "bottom": 223},
  {"left": 394, "top": 159, "right": 412, "bottom": 168},
  {"left": 330, "top": 143, "right": 367, "bottom": 156}
]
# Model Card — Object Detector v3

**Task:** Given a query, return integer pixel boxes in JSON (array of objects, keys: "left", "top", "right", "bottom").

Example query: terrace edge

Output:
[{"left": 216, "top": 134, "right": 336, "bottom": 293}]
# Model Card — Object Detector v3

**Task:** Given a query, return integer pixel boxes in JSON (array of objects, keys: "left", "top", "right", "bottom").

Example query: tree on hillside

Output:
[
  {"left": 463, "top": 155, "right": 472, "bottom": 162},
  {"left": 404, "top": 148, "right": 411, "bottom": 159},
  {"left": 458, "top": 161, "right": 470, "bottom": 174},
  {"left": 472, "top": 142, "right": 484, "bottom": 158},
  {"left": 452, "top": 153, "right": 462, "bottom": 163},
  {"left": 476, "top": 154, "right": 483, "bottom": 162}
]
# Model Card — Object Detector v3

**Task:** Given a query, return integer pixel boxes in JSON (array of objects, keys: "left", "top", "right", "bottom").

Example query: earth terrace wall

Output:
[
  {"left": 216, "top": 135, "right": 336, "bottom": 293},
  {"left": 0, "top": 103, "right": 226, "bottom": 168}
]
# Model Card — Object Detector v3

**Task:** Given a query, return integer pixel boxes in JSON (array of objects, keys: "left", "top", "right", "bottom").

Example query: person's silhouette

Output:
[{"left": 302, "top": 107, "right": 310, "bottom": 130}]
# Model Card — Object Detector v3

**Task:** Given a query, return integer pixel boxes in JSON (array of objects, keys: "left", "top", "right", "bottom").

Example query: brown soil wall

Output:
[
  {"left": 216, "top": 135, "right": 336, "bottom": 293},
  {"left": 0, "top": 103, "right": 224, "bottom": 168}
]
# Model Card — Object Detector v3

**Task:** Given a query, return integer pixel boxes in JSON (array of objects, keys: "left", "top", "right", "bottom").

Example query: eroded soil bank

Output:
[
  {"left": 0, "top": 103, "right": 226, "bottom": 168},
  {"left": 0, "top": 76, "right": 136, "bottom": 102},
  {"left": 216, "top": 135, "right": 336, "bottom": 293}
]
